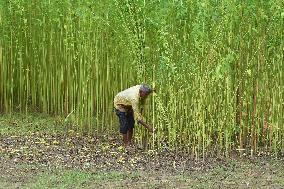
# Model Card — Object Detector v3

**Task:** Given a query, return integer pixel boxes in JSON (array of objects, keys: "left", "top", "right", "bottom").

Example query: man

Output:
[{"left": 114, "top": 84, "right": 155, "bottom": 147}]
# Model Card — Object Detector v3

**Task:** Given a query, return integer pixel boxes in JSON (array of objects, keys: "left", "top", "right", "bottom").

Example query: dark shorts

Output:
[{"left": 115, "top": 109, "right": 135, "bottom": 134}]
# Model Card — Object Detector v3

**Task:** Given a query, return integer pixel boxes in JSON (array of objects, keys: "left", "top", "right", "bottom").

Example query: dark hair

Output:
[{"left": 140, "top": 84, "right": 153, "bottom": 94}]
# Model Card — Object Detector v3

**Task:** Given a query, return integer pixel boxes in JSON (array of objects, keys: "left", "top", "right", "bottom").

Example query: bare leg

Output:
[
  {"left": 127, "top": 128, "right": 133, "bottom": 146},
  {"left": 123, "top": 133, "right": 129, "bottom": 147}
]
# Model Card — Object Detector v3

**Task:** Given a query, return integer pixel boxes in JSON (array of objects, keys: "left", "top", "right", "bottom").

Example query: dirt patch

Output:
[
  {"left": 1, "top": 132, "right": 284, "bottom": 188},
  {"left": 0, "top": 132, "right": 209, "bottom": 171}
]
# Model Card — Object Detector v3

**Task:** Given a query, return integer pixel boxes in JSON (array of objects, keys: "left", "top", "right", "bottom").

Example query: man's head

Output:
[{"left": 139, "top": 84, "right": 154, "bottom": 99}]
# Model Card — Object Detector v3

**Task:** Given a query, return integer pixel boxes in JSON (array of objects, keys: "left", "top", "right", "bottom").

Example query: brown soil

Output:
[{"left": 1, "top": 132, "right": 284, "bottom": 188}]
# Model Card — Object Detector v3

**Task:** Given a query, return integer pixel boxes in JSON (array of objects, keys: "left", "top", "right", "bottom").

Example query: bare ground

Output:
[{"left": 0, "top": 114, "right": 284, "bottom": 188}]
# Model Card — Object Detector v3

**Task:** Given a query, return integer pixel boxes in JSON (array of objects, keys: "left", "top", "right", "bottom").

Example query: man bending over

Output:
[{"left": 114, "top": 84, "right": 155, "bottom": 147}]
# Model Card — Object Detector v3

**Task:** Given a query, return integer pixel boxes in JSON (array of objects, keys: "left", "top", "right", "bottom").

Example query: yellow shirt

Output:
[{"left": 114, "top": 85, "right": 145, "bottom": 121}]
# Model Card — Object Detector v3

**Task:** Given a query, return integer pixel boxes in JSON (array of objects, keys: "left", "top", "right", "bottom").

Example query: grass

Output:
[
  {"left": 4, "top": 167, "right": 169, "bottom": 189},
  {"left": 24, "top": 170, "right": 95, "bottom": 189},
  {"left": 0, "top": 167, "right": 130, "bottom": 189},
  {"left": 1, "top": 159, "right": 284, "bottom": 189},
  {"left": 0, "top": 113, "right": 66, "bottom": 135}
]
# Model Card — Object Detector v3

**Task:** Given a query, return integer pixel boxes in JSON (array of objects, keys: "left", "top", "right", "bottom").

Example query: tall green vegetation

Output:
[{"left": 0, "top": 0, "right": 283, "bottom": 156}]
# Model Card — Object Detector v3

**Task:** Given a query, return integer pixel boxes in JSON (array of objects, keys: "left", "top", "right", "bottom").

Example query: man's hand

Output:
[
  {"left": 148, "top": 126, "right": 156, "bottom": 133},
  {"left": 138, "top": 120, "right": 156, "bottom": 133}
]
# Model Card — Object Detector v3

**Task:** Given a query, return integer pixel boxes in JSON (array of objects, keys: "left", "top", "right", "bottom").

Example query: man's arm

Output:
[
  {"left": 138, "top": 120, "right": 155, "bottom": 133},
  {"left": 140, "top": 99, "right": 145, "bottom": 113},
  {"left": 131, "top": 100, "right": 154, "bottom": 133}
]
